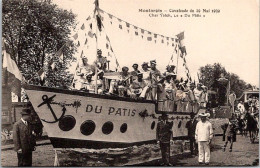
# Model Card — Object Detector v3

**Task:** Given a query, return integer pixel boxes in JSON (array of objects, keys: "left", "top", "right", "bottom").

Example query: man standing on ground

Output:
[
  {"left": 195, "top": 111, "right": 213, "bottom": 165},
  {"left": 186, "top": 112, "right": 198, "bottom": 155},
  {"left": 13, "top": 109, "right": 36, "bottom": 167},
  {"left": 156, "top": 113, "right": 174, "bottom": 166}
]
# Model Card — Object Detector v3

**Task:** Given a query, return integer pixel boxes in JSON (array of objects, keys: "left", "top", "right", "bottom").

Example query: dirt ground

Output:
[{"left": 1, "top": 135, "right": 258, "bottom": 167}]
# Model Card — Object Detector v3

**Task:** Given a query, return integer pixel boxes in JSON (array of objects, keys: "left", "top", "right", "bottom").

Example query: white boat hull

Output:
[{"left": 24, "top": 85, "right": 191, "bottom": 148}]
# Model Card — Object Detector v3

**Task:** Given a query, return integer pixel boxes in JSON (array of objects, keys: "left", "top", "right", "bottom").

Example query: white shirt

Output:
[{"left": 195, "top": 120, "right": 213, "bottom": 141}]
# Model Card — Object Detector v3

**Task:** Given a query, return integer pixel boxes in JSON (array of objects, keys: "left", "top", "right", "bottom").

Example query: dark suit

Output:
[
  {"left": 156, "top": 120, "right": 173, "bottom": 165},
  {"left": 186, "top": 119, "right": 198, "bottom": 154},
  {"left": 13, "top": 120, "right": 36, "bottom": 167}
]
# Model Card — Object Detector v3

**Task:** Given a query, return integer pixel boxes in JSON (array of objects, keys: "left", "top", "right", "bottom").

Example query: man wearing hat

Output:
[
  {"left": 109, "top": 66, "right": 131, "bottom": 97},
  {"left": 156, "top": 113, "right": 174, "bottom": 166},
  {"left": 13, "top": 109, "right": 36, "bottom": 166},
  {"left": 97, "top": 70, "right": 105, "bottom": 94},
  {"left": 195, "top": 110, "right": 213, "bottom": 165},
  {"left": 129, "top": 72, "right": 147, "bottom": 98},
  {"left": 96, "top": 49, "right": 107, "bottom": 71},
  {"left": 150, "top": 60, "right": 164, "bottom": 101},
  {"left": 83, "top": 73, "right": 95, "bottom": 93},
  {"left": 185, "top": 112, "right": 198, "bottom": 155}
]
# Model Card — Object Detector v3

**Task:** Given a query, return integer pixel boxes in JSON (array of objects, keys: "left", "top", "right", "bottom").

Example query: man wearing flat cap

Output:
[
  {"left": 13, "top": 109, "right": 36, "bottom": 166},
  {"left": 195, "top": 110, "right": 213, "bottom": 165},
  {"left": 156, "top": 113, "right": 174, "bottom": 166}
]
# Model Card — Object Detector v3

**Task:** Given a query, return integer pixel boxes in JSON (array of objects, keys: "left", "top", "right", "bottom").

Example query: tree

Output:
[
  {"left": 199, "top": 63, "right": 248, "bottom": 106},
  {"left": 2, "top": 0, "right": 77, "bottom": 87}
]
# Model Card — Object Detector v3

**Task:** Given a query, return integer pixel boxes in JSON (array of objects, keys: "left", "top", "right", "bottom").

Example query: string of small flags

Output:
[
  {"left": 71, "top": 11, "right": 121, "bottom": 70},
  {"left": 98, "top": 8, "right": 178, "bottom": 49}
]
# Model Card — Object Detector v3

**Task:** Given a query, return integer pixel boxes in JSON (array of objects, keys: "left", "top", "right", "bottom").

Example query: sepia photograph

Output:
[{"left": 1, "top": 0, "right": 259, "bottom": 166}]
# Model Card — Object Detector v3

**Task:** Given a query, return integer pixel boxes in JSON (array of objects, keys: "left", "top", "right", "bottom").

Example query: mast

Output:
[
  {"left": 94, "top": 0, "right": 99, "bottom": 94},
  {"left": 176, "top": 42, "right": 180, "bottom": 77}
]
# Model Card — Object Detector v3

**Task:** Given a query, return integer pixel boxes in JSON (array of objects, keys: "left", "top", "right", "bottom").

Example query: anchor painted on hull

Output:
[{"left": 38, "top": 95, "right": 66, "bottom": 123}]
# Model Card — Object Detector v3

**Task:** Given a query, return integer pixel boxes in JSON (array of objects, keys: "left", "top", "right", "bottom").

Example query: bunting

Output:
[{"left": 98, "top": 8, "right": 177, "bottom": 47}]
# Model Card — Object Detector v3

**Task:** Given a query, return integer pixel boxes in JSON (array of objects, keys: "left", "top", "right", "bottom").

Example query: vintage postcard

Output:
[{"left": 1, "top": 0, "right": 259, "bottom": 167}]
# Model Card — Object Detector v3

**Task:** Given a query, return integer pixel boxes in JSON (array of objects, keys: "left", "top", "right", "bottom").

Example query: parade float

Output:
[{"left": 5, "top": 1, "right": 193, "bottom": 149}]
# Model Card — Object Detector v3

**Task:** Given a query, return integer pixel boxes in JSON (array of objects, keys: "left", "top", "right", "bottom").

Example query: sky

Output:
[{"left": 53, "top": 0, "right": 259, "bottom": 86}]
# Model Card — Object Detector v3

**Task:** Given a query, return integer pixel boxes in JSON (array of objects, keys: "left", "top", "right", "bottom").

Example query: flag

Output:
[
  {"left": 116, "top": 59, "right": 119, "bottom": 67},
  {"left": 37, "top": 69, "right": 45, "bottom": 81},
  {"left": 59, "top": 53, "right": 64, "bottom": 62},
  {"left": 96, "top": 15, "right": 102, "bottom": 31},
  {"left": 50, "top": 61, "right": 56, "bottom": 70},
  {"left": 80, "top": 50, "right": 84, "bottom": 58},
  {"left": 81, "top": 23, "right": 85, "bottom": 30},
  {"left": 176, "top": 31, "right": 187, "bottom": 56},
  {"left": 73, "top": 33, "right": 78, "bottom": 40},
  {"left": 135, "top": 31, "right": 138, "bottom": 36},
  {"left": 86, "top": 16, "right": 91, "bottom": 21},
  {"left": 2, "top": 42, "right": 22, "bottom": 96},
  {"left": 170, "top": 54, "right": 174, "bottom": 61},
  {"left": 126, "top": 22, "right": 130, "bottom": 27},
  {"left": 88, "top": 31, "right": 94, "bottom": 38}
]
